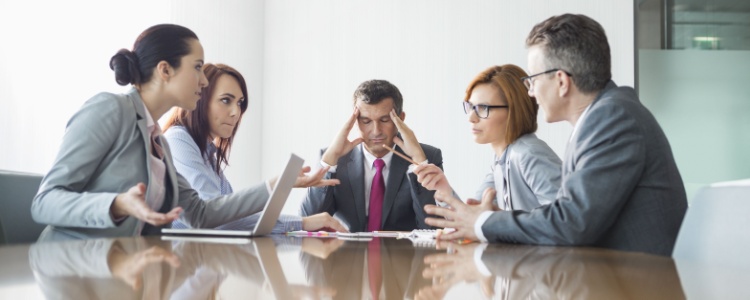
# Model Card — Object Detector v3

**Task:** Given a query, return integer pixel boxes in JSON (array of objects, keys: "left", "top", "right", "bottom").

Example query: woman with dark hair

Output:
[
  {"left": 163, "top": 63, "right": 346, "bottom": 232},
  {"left": 395, "top": 64, "right": 561, "bottom": 212},
  {"left": 31, "top": 24, "right": 338, "bottom": 242}
]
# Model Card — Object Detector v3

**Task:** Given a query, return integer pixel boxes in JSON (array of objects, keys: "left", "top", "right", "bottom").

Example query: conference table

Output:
[{"left": 0, "top": 235, "right": 745, "bottom": 299}]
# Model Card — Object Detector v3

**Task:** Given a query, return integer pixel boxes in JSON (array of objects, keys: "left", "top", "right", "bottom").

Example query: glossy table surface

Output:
[{"left": 0, "top": 235, "right": 746, "bottom": 299}]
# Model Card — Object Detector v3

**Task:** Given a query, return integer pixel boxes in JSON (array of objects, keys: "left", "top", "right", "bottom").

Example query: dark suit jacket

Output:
[
  {"left": 482, "top": 81, "right": 688, "bottom": 256},
  {"left": 300, "top": 144, "right": 442, "bottom": 232}
]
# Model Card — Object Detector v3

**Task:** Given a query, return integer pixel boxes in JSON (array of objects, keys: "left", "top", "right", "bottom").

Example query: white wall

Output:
[
  {"left": 262, "top": 0, "right": 635, "bottom": 214},
  {"left": 0, "top": 0, "right": 265, "bottom": 183},
  {"left": 0, "top": 0, "right": 634, "bottom": 216}
]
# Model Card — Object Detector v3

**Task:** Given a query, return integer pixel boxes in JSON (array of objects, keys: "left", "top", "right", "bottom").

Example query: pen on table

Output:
[{"left": 382, "top": 144, "right": 419, "bottom": 165}]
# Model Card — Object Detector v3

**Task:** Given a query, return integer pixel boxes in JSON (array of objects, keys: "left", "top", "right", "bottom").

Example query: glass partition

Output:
[{"left": 636, "top": 0, "right": 750, "bottom": 202}]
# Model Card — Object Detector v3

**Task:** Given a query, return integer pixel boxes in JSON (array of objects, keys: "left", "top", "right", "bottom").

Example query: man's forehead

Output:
[{"left": 355, "top": 99, "right": 393, "bottom": 118}]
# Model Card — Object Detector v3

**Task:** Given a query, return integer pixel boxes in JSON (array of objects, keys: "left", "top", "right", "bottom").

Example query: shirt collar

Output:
[
  {"left": 493, "top": 147, "right": 509, "bottom": 171},
  {"left": 138, "top": 98, "right": 159, "bottom": 134},
  {"left": 206, "top": 140, "right": 218, "bottom": 156},
  {"left": 570, "top": 103, "right": 592, "bottom": 142},
  {"left": 570, "top": 80, "right": 617, "bottom": 142},
  {"left": 362, "top": 143, "right": 393, "bottom": 169}
]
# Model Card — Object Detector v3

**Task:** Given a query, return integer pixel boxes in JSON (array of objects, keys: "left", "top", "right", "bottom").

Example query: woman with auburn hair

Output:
[
  {"left": 163, "top": 63, "right": 347, "bottom": 233},
  {"left": 395, "top": 64, "right": 561, "bottom": 212}
]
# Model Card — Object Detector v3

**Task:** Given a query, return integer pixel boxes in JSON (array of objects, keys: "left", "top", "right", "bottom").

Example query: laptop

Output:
[{"left": 161, "top": 153, "right": 304, "bottom": 237}]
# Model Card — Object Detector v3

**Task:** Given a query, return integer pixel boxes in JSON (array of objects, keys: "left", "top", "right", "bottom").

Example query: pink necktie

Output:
[
  {"left": 368, "top": 238, "right": 382, "bottom": 300},
  {"left": 368, "top": 159, "right": 385, "bottom": 232}
]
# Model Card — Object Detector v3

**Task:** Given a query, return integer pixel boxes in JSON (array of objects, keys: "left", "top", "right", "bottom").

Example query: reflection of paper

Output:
[
  {"left": 336, "top": 232, "right": 374, "bottom": 238},
  {"left": 372, "top": 231, "right": 403, "bottom": 237},
  {"left": 396, "top": 231, "right": 437, "bottom": 248},
  {"left": 396, "top": 228, "right": 455, "bottom": 240},
  {"left": 337, "top": 233, "right": 373, "bottom": 242},
  {"left": 161, "top": 236, "right": 252, "bottom": 245},
  {"left": 161, "top": 228, "right": 252, "bottom": 236}
]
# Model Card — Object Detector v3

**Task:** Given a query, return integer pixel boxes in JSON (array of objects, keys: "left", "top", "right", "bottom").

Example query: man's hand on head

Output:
[{"left": 321, "top": 107, "right": 364, "bottom": 166}]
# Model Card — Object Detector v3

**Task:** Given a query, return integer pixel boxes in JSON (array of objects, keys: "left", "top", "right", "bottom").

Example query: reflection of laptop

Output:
[
  {"left": 253, "top": 237, "right": 292, "bottom": 299},
  {"left": 162, "top": 153, "right": 304, "bottom": 237}
]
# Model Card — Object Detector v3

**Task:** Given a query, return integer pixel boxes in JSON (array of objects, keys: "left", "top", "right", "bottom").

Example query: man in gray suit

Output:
[
  {"left": 424, "top": 14, "right": 687, "bottom": 256},
  {"left": 300, "top": 80, "right": 442, "bottom": 232}
]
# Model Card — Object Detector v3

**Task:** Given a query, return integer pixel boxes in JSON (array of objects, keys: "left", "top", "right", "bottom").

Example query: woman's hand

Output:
[
  {"left": 293, "top": 166, "right": 341, "bottom": 188},
  {"left": 413, "top": 164, "right": 453, "bottom": 195},
  {"left": 321, "top": 107, "right": 364, "bottom": 166},
  {"left": 111, "top": 183, "right": 182, "bottom": 226},
  {"left": 109, "top": 243, "right": 180, "bottom": 290}
]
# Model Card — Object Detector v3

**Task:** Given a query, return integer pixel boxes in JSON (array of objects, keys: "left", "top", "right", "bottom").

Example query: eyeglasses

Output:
[
  {"left": 520, "top": 69, "right": 572, "bottom": 90},
  {"left": 463, "top": 101, "right": 508, "bottom": 119}
]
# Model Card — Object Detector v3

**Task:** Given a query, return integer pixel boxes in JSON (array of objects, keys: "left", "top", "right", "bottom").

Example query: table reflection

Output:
[
  {"left": 29, "top": 236, "right": 293, "bottom": 300},
  {"left": 418, "top": 242, "right": 685, "bottom": 299},
  {"left": 21, "top": 236, "right": 690, "bottom": 299},
  {"left": 299, "top": 237, "right": 436, "bottom": 300}
]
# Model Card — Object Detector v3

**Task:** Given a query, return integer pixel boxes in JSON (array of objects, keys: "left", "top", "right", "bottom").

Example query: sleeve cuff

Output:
[
  {"left": 268, "top": 214, "right": 304, "bottom": 234},
  {"left": 473, "top": 243, "right": 492, "bottom": 276},
  {"left": 320, "top": 160, "right": 337, "bottom": 173},
  {"left": 474, "top": 211, "right": 494, "bottom": 243},
  {"left": 109, "top": 195, "right": 127, "bottom": 225}
]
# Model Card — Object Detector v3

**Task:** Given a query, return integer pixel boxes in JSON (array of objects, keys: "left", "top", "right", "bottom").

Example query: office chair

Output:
[
  {"left": 0, "top": 170, "right": 46, "bottom": 244},
  {"left": 673, "top": 180, "right": 750, "bottom": 300},
  {"left": 672, "top": 179, "right": 750, "bottom": 267}
]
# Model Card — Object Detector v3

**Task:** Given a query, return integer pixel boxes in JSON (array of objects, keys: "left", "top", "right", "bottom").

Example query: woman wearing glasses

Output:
[{"left": 397, "top": 64, "right": 561, "bottom": 212}]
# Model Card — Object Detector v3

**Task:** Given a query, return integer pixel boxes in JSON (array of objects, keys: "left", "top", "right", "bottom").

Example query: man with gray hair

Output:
[{"left": 424, "top": 14, "right": 687, "bottom": 256}]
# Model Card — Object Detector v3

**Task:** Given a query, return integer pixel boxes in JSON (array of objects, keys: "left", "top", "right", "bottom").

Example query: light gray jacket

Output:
[
  {"left": 474, "top": 133, "right": 562, "bottom": 211},
  {"left": 32, "top": 88, "right": 269, "bottom": 241},
  {"left": 481, "top": 81, "right": 688, "bottom": 256}
]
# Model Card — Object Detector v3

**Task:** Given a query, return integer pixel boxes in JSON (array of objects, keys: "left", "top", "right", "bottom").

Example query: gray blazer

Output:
[
  {"left": 474, "top": 133, "right": 561, "bottom": 211},
  {"left": 300, "top": 144, "right": 442, "bottom": 232},
  {"left": 481, "top": 81, "right": 688, "bottom": 256},
  {"left": 478, "top": 245, "right": 683, "bottom": 298},
  {"left": 29, "top": 237, "right": 269, "bottom": 299},
  {"left": 32, "top": 88, "right": 269, "bottom": 241}
]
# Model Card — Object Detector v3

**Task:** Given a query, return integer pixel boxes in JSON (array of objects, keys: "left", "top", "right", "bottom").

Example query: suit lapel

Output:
[
  {"left": 128, "top": 90, "right": 152, "bottom": 234},
  {"left": 381, "top": 146, "right": 408, "bottom": 228},
  {"left": 128, "top": 89, "right": 151, "bottom": 175},
  {"left": 159, "top": 138, "right": 179, "bottom": 209},
  {"left": 127, "top": 89, "right": 178, "bottom": 211},
  {"left": 346, "top": 146, "right": 367, "bottom": 230}
]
